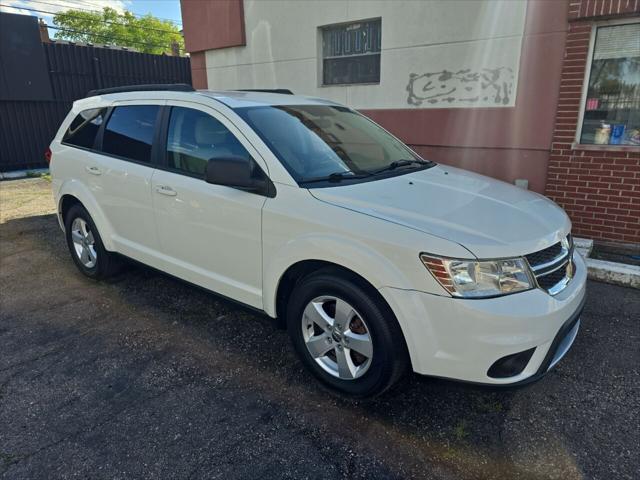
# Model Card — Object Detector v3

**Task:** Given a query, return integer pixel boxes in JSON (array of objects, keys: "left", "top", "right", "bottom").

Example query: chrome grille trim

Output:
[
  {"left": 529, "top": 246, "right": 570, "bottom": 274},
  {"left": 525, "top": 236, "right": 574, "bottom": 295}
]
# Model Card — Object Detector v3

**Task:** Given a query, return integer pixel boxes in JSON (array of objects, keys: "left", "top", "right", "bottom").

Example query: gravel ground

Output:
[{"left": 1, "top": 178, "right": 639, "bottom": 479}]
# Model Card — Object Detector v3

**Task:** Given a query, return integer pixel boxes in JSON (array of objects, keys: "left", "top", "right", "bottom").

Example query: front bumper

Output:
[{"left": 380, "top": 251, "right": 587, "bottom": 385}]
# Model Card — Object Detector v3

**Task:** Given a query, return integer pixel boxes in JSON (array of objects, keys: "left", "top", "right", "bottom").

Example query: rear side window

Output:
[
  {"left": 166, "top": 107, "right": 251, "bottom": 176},
  {"left": 63, "top": 108, "right": 106, "bottom": 149},
  {"left": 102, "top": 105, "right": 160, "bottom": 163}
]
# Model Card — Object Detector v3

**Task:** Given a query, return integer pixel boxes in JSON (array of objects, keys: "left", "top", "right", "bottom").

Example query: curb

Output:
[
  {"left": 575, "top": 237, "right": 640, "bottom": 289},
  {"left": 0, "top": 169, "right": 49, "bottom": 180},
  {"left": 585, "top": 258, "right": 640, "bottom": 289}
]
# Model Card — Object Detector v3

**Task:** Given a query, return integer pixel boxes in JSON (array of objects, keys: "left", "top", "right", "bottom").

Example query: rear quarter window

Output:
[{"left": 62, "top": 108, "right": 106, "bottom": 149}]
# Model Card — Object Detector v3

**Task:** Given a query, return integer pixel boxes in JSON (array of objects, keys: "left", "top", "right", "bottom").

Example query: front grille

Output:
[
  {"left": 525, "top": 235, "right": 574, "bottom": 295},
  {"left": 537, "top": 263, "right": 570, "bottom": 290},
  {"left": 525, "top": 243, "right": 563, "bottom": 268}
]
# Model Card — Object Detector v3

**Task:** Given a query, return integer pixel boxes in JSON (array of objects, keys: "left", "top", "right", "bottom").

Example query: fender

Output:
[
  {"left": 56, "top": 178, "right": 117, "bottom": 252},
  {"left": 263, "top": 232, "right": 420, "bottom": 317}
]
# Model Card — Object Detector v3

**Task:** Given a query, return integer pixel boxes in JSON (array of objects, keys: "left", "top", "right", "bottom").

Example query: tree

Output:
[{"left": 53, "top": 7, "right": 184, "bottom": 55}]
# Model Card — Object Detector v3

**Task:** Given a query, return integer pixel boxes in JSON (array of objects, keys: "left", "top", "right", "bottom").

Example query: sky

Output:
[{"left": 0, "top": 0, "right": 183, "bottom": 30}]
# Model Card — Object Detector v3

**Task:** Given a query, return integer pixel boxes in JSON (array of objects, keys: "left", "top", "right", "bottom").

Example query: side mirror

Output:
[{"left": 204, "top": 156, "right": 274, "bottom": 197}]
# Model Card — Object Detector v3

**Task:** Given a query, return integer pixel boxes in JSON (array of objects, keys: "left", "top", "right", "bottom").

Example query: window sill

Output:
[
  {"left": 571, "top": 143, "right": 640, "bottom": 152},
  {"left": 319, "top": 82, "right": 380, "bottom": 88}
]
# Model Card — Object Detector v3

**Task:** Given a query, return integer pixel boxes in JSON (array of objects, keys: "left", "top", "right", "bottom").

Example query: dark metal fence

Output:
[{"left": 0, "top": 42, "right": 191, "bottom": 172}]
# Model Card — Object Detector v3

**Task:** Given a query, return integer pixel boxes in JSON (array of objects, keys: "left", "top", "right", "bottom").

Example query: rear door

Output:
[
  {"left": 92, "top": 100, "right": 164, "bottom": 262},
  {"left": 150, "top": 102, "right": 268, "bottom": 308}
]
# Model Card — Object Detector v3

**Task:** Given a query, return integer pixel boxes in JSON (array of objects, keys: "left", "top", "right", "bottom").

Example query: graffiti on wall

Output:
[{"left": 406, "top": 67, "right": 515, "bottom": 107}]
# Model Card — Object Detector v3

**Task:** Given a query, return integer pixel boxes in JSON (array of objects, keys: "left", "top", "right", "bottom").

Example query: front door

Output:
[{"left": 150, "top": 103, "right": 267, "bottom": 308}]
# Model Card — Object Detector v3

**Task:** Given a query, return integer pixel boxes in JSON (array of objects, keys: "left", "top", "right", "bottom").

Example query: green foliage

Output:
[{"left": 53, "top": 7, "right": 183, "bottom": 55}]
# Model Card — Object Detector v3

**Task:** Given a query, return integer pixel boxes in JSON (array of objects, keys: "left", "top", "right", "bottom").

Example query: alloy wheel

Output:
[
  {"left": 71, "top": 217, "right": 97, "bottom": 268},
  {"left": 301, "top": 295, "right": 373, "bottom": 380}
]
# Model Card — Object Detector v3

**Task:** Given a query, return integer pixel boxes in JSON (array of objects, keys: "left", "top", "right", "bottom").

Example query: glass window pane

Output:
[
  {"left": 63, "top": 108, "right": 106, "bottom": 149},
  {"left": 236, "top": 104, "right": 419, "bottom": 182},
  {"left": 166, "top": 107, "right": 251, "bottom": 176},
  {"left": 580, "top": 23, "right": 640, "bottom": 145},
  {"left": 323, "top": 54, "right": 381, "bottom": 85},
  {"left": 321, "top": 19, "right": 381, "bottom": 85},
  {"left": 102, "top": 105, "right": 159, "bottom": 162}
]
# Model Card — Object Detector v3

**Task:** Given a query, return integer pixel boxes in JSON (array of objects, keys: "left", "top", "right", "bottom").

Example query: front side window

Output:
[
  {"left": 321, "top": 19, "right": 381, "bottom": 86},
  {"left": 166, "top": 107, "right": 251, "bottom": 177},
  {"left": 102, "top": 105, "right": 160, "bottom": 163},
  {"left": 235, "top": 104, "right": 431, "bottom": 186},
  {"left": 63, "top": 108, "right": 106, "bottom": 149},
  {"left": 579, "top": 22, "right": 640, "bottom": 145}
]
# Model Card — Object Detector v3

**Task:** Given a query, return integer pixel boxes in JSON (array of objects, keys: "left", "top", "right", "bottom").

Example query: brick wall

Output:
[{"left": 545, "top": 1, "right": 640, "bottom": 245}]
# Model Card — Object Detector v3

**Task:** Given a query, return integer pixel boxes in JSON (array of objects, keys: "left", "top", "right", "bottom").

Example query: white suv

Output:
[{"left": 49, "top": 85, "right": 587, "bottom": 397}]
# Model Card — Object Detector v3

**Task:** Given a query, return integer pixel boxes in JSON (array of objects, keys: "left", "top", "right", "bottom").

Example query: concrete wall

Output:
[{"left": 203, "top": 0, "right": 527, "bottom": 110}]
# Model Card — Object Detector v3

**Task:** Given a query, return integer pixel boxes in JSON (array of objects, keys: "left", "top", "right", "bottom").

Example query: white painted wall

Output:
[{"left": 204, "top": 0, "right": 528, "bottom": 110}]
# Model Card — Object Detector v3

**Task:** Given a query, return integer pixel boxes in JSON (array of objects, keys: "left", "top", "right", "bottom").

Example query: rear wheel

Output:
[
  {"left": 287, "top": 269, "right": 409, "bottom": 397},
  {"left": 64, "top": 204, "right": 121, "bottom": 279}
]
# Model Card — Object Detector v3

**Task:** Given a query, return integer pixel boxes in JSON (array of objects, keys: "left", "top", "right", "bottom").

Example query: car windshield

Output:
[{"left": 235, "top": 104, "right": 434, "bottom": 186}]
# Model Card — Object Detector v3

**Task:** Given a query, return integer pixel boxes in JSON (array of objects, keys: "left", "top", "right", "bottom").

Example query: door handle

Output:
[
  {"left": 155, "top": 185, "right": 177, "bottom": 196},
  {"left": 85, "top": 166, "right": 102, "bottom": 175}
]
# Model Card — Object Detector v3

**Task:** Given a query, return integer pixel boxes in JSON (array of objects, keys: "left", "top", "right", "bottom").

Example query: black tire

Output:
[
  {"left": 64, "top": 203, "right": 121, "bottom": 279},
  {"left": 286, "top": 268, "right": 409, "bottom": 397}
]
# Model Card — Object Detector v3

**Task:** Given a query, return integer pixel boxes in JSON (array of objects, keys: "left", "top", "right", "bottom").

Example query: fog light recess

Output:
[{"left": 487, "top": 348, "right": 536, "bottom": 379}]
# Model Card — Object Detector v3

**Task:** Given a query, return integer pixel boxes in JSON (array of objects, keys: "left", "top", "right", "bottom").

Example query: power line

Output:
[
  {"left": 17, "top": 0, "right": 182, "bottom": 26},
  {"left": 47, "top": 24, "right": 180, "bottom": 51},
  {"left": 0, "top": 3, "right": 184, "bottom": 36},
  {"left": 63, "top": 0, "right": 182, "bottom": 25}
]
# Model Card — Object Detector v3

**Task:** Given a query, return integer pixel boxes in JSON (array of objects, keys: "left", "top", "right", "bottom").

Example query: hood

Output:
[{"left": 309, "top": 165, "right": 571, "bottom": 259}]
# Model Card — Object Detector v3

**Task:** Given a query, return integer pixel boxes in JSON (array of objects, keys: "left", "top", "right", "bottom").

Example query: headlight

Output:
[{"left": 420, "top": 254, "right": 535, "bottom": 298}]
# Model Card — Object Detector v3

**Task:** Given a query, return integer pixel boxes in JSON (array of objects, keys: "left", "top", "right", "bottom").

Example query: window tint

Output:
[
  {"left": 102, "top": 105, "right": 160, "bottom": 163},
  {"left": 166, "top": 107, "right": 251, "bottom": 176},
  {"left": 63, "top": 108, "right": 106, "bottom": 149}
]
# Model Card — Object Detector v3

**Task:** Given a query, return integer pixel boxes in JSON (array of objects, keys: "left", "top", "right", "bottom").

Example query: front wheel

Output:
[{"left": 286, "top": 270, "right": 409, "bottom": 397}]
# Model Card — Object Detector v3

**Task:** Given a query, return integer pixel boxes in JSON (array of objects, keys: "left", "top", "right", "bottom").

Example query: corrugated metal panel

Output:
[
  {"left": 45, "top": 43, "right": 191, "bottom": 100},
  {"left": 1, "top": 43, "right": 191, "bottom": 171},
  {"left": 0, "top": 101, "right": 70, "bottom": 171}
]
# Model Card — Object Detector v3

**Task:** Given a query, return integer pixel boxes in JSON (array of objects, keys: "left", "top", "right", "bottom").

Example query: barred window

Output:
[
  {"left": 579, "top": 22, "right": 640, "bottom": 146},
  {"left": 321, "top": 19, "right": 381, "bottom": 86}
]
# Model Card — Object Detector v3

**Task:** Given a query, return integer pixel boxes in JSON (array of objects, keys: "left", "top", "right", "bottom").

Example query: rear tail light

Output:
[{"left": 44, "top": 147, "right": 52, "bottom": 165}]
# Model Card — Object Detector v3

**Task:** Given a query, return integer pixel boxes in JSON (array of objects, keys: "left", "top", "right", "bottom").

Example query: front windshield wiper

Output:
[
  {"left": 370, "top": 159, "right": 434, "bottom": 176},
  {"left": 299, "top": 170, "right": 372, "bottom": 185}
]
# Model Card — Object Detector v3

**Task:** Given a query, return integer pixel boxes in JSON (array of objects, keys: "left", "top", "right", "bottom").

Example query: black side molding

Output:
[{"left": 86, "top": 83, "right": 194, "bottom": 97}]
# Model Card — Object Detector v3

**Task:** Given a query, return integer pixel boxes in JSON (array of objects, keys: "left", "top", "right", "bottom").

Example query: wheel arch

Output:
[{"left": 57, "top": 180, "right": 116, "bottom": 251}]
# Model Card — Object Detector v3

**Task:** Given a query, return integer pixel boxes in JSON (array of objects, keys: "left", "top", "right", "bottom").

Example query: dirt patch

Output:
[{"left": 0, "top": 178, "right": 56, "bottom": 223}]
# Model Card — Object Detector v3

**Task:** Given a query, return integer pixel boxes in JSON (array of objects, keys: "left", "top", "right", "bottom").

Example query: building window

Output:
[
  {"left": 321, "top": 18, "right": 381, "bottom": 86},
  {"left": 579, "top": 22, "right": 640, "bottom": 146}
]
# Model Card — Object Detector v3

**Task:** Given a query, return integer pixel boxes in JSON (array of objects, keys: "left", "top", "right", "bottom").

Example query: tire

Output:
[
  {"left": 286, "top": 268, "right": 409, "bottom": 397},
  {"left": 64, "top": 204, "right": 121, "bottom": 279}
]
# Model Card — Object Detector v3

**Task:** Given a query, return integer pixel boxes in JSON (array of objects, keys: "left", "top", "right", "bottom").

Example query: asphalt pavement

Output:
[{"left": 1, "top": 180, "right": 638, "bottom": 479}]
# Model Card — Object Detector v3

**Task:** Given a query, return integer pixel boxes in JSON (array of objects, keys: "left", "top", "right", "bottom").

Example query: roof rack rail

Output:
[
  {"left": 86, "top": 83, "right": 194, "bottom": 97},
  {"left": 236, "top": 89, "right": 294, "bottom": 95}
]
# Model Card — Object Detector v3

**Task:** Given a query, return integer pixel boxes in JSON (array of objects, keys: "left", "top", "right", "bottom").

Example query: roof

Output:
[{"left": 195, "top": 90, "right": 340, "bottom": 108}]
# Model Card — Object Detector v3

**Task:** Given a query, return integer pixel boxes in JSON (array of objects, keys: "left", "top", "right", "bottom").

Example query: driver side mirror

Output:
[{"left": 204, "top": 156, "right": 275, "bottom": 197}]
